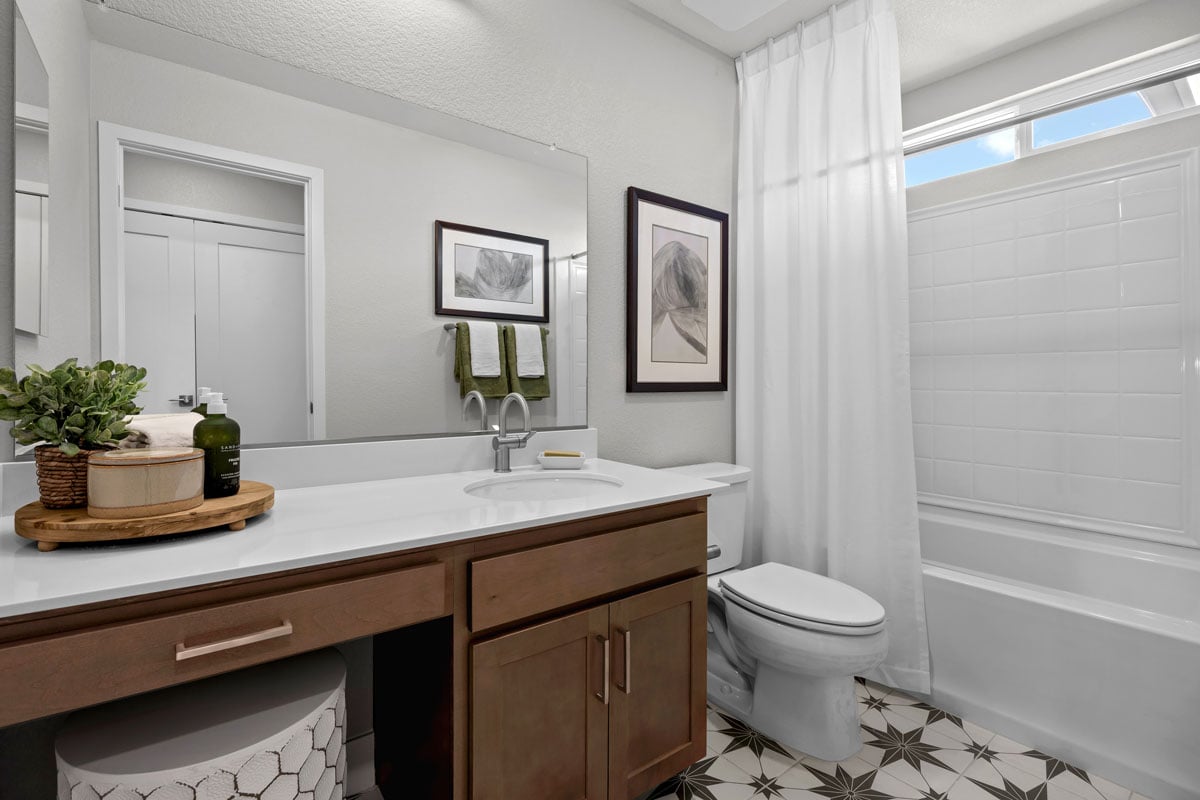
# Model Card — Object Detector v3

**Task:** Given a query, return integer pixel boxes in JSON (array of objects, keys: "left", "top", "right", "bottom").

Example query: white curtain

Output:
[{"left": 734, "top": 0, "right": 930, "bottom": 693}]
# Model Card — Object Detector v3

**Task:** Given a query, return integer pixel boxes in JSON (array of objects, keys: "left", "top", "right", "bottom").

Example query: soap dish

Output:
[{"left": 537, "top": 452, "right": 586, "bottom": 470}]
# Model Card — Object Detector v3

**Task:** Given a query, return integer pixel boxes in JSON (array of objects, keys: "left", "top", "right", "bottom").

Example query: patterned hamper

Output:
[{"left": 55, "top": 650, "right": 346, "bottom": 800}]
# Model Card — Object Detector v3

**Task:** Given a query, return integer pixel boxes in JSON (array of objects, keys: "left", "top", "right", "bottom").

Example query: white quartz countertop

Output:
[{"left": 0, "top": 459, "right": 718, "bottom": 620}]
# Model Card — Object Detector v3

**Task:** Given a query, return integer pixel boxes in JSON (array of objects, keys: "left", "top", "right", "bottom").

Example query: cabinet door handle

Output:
[
  {"left": 175, "top": 620, "right": 293, "bottom": 662},
  {"left": 615, "top": 627, "right": 631, "bottom": 694},
  {"left": 594, "top": 635, "right": 610, "bottom": 705}
]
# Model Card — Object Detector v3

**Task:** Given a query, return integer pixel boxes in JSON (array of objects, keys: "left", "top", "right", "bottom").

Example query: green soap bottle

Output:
[
  {"left": 191, "top": 387, "right": 214, "bottom": 415},
  {"left": 193, "top": 395, "right": 241, "bottom": 498}
]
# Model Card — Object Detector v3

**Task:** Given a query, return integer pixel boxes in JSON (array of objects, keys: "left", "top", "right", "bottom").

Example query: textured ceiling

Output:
[{"left": 624, "top": 0, "right": 1149, "bottom": 89}]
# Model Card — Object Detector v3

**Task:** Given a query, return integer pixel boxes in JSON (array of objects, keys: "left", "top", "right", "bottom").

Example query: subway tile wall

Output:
[{"left": 909, "top": 163, "right": 1189, "bottom": 534}]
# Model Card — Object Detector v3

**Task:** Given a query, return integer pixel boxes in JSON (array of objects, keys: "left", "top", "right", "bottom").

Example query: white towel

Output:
[
  {"left": 466, "top": 321, "right": 502, "bottom": 377},
  {"left": 514, "top": 324, "right": 546, "bottom": 378},
  {"left": 119, "top": 413, "right": 204, "bottom": 449}
]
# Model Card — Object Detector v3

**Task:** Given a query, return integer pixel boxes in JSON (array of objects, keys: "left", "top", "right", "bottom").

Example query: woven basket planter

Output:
[{"left": 34, "top": 446, "right": 98, "bottom": 509}]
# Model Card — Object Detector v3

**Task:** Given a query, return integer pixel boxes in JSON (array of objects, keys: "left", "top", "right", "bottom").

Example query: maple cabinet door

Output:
[
  {"left": 608, "top": 576, "right": 707, "bottom": 800},
  {"left": 472, "top": 605, "right": 610, "bottom": 800}
]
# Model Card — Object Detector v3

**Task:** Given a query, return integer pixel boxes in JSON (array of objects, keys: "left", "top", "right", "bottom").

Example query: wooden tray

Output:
[{"left": 14, "top": 481, "right": 275, "bottom": 552}]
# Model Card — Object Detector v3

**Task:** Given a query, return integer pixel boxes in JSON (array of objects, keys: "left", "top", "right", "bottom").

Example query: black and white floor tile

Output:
[{"left": 646, "top": 678, "right": 1149, "bottom": 800}]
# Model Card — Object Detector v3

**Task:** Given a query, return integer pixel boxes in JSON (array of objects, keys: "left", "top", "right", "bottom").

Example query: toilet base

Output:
[
  {"left": 706, "top": 669, "right": 753, "bottom": 721},
  {"left": 748, "top": 664, "right": 863, "bottom": 762}
]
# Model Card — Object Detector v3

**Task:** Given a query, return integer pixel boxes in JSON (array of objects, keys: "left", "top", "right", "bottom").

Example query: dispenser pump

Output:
[{"left": 192, "top": 388, "right": 217, "bottom": 415}]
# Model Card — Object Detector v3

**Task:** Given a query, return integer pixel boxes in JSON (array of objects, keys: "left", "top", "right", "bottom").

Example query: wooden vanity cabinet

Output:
[
  {"left": 469, "top": 509, "right": 708, "bottom": 800},
  {"left": 0, "top": 495, "right": 709, "bottom": 800}
]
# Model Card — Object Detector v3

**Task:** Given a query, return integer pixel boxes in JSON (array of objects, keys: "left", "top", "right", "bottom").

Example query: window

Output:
[
  {"left": 904, "top": 128, "right": 1016, "bottom": 188},
  {"left": 1031, "top": 92, "right": 1151, "bottom": 148},
  {"left": 903, "top": 46, "right": 1200, "bottom": 188}
]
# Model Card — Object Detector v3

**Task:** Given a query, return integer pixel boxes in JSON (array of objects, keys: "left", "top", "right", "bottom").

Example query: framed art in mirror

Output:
[
  {"left": 434, "top": 221, "right": 550, "bottom": 323},
  {"left": 626, "top": 187, "right": 728, "bottom": 392}
]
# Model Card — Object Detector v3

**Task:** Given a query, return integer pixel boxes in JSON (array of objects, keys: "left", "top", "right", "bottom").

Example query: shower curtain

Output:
[{"left": 734, "top": 0, "right": 930, "bottom": 692}]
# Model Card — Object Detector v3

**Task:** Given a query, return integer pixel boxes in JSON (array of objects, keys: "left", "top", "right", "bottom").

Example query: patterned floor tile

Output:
[
  {"left": 646, "top": 753, "right": 758, "bottom": 800},
  {"left": 645, "top": 692, "right": 1142, "bottom": 800},
  {"left": 859, "top": 722, "right": 975, "bottom": 795},
  {"left": 966, "top": 736, "right": 1131, "bottom": 800},
  {"left": 707, "top": 710, "right": 802, "bottom": 779}
]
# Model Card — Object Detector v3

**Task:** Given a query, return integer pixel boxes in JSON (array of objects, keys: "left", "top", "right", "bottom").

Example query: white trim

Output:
[
  {"left": 903, "top": 37, "right": 1200, "bottom": 148},
  {"left": 907, "top": 150, "right": 1194, "bottom": 221},
  {"left": 123, "top": 197, "right": 306, "bottom": 236},
  {"left": 909, "top": 149, "right": 1200, "bottom": 551},
  {"left": 98, "top": 121, "right": 327, "bottom": 440},
  {"left": 1183, "top": 147, "right": 1200, "bottom": 554},
  {"left": 14, "top": 101, "right": 47, "bottom": 134},
  {"left": 918, "top": 494, "right": 1197, "bottom": 551},
  {"left": 14, "top": 179, "right": 48, "bottom": 197}
]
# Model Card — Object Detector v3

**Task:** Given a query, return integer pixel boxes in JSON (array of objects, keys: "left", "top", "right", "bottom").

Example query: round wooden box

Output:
[{"left": 87, "top": 447, "right": 205, "bottom": 519}]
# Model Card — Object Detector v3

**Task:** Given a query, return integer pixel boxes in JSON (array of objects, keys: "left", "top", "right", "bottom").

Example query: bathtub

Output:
[{"left": 919, "top": 505, "right": 1200, "bottom": 800}]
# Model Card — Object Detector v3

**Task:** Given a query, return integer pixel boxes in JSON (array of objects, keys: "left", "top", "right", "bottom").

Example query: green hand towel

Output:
[
  {"left": 503, "top": 325, "right": 551, "bottom": 401},
  {"left": 453, "top": 322, "right": 510, "bottom": 398}
]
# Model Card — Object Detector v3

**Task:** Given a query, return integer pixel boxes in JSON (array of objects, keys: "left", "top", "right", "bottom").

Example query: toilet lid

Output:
[{"left": 719, "top": 562, "right": 886, "bottom": 629}]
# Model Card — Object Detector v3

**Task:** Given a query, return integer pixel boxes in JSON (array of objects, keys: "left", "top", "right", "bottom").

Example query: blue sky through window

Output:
[
  {"left": 1032, "top": 92, "right": 1151, "bottom": 147},
  {"left": 904, "top": 128, "right": 1016, "bottom": 188},
  {"left": 905, "top": 91, "right": 1158, "bottom": 188}
]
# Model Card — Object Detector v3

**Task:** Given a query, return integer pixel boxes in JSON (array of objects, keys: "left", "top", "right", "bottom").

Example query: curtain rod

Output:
[{"left": 904, "top": 60, "right": 1200, "bottom": 156}]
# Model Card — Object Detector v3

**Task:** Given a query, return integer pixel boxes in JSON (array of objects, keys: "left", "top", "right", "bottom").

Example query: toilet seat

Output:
[{"left": 718, "top": 562, "right": 886, "bottom": 636}]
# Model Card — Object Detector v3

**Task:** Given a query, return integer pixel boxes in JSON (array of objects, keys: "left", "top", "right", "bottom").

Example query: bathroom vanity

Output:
[{"left": 0, "top": 459, "right": 713, "bottom": 800}]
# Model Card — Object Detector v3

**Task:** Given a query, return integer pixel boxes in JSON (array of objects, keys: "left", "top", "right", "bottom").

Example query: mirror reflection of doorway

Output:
[{"left": 99, "top": 124, "right": 326, "bottom": 446}]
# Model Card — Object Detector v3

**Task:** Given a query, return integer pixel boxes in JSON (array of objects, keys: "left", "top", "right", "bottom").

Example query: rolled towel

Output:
[
  {"left": 467, "top": 321, "right": 502, "bottom": 377},
  {"left": 513, "top": 323, "right": 546, "bottom": 378},
  {"left": 120, "top": 412, "right": 204, "bottom": 449}
]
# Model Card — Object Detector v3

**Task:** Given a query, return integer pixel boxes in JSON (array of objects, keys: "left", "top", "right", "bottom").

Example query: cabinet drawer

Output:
[
  {"left": 0, "top": 560, "right": 446, "bottom": 727},
  {"left": 471, "top": 513, "right": 705, "bottom": 632}
]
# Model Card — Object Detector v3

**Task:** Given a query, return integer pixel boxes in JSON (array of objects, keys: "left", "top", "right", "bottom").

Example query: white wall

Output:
[
  {"left": 102, "top": 0, "right": 739, "bottom": 467},
  {"left": 13, "top": 128, "right": 45, "bottom": 185},
  {"left": 92, "top": 42, "right": 586, "bottom": 439},
  {"left": 14, "top": 15, "right": 46, "bottom": 108},
  {"left": 902, "top": 0, "right": 1200, "bottom": 130}
]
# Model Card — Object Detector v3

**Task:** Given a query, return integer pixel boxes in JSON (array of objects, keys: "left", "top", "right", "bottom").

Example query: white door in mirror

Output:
[{"left": 124, "top": 211, "right": 308, "bottom": 443}]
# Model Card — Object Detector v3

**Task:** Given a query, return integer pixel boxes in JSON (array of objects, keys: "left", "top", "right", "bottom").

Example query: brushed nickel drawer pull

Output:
[
  {"left": 595, "top": 635, "right": 610, "bottom": 705},
  {"left": 617, "top": 627, "right": 631, "bottom": 694},
  {"left": 175, "top": 620, "right": 294, "bottom": 662}
]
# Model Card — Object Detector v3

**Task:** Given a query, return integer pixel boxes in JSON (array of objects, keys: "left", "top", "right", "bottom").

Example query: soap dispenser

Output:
[
  {"left": 193, "top": 394, "right": 241, "bottom": 498},
  {"left": 191, "top": 387, "right": 214, "bottom": 415}
]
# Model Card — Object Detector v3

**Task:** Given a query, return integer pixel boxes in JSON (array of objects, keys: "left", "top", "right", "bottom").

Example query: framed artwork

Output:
[
  {"left": 626, "top": 187, "right": 729, "bottom": 392},
  {"left": 435, "top": 221, "right": 550, "bottom": 323}
]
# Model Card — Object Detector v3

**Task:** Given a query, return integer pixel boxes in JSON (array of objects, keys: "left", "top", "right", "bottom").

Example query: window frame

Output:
[{"left": 903, "top": 40, "right": 1200, "bottom": 185}]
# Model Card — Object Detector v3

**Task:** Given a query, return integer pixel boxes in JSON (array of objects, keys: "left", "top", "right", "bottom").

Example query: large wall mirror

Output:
[{"left": 9, "top": 5, "right": 587, "bottom": 452}]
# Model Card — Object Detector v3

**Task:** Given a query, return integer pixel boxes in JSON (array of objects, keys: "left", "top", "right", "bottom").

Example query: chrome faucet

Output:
[
  {"left": 493, "top": 392, "right": 535, "bottom": 472},
  {"left": 462, "top": 390, "right": 488, "bottom": 432}
]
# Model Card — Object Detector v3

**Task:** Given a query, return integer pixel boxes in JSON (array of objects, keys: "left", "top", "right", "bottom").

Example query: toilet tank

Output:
[{"left": 660, "top": 463, "right": 751, "bottom": 574}]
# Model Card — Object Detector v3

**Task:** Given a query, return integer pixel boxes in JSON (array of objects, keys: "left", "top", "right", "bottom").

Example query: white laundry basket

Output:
[{"left": 55, "top": 649, "right": 346, "bottom": 800}]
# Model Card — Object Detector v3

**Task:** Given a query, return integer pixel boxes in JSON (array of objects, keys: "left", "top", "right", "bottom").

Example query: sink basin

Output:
[{"left": 464, "top": 472, "right": 625, "bottom": 501}]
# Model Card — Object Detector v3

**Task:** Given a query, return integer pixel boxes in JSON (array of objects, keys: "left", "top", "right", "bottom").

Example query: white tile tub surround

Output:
[{"left": 908, "top": 151, "right": 1200, "bottom": 548}]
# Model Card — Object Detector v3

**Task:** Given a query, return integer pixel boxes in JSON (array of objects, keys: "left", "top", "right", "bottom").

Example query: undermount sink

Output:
[{"left": 464, "top": 471, "right": 625, "bottom": 501}]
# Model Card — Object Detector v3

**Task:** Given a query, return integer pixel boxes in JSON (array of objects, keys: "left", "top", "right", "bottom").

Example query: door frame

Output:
[{"left": 98, "top": 121, "right": 327, "bottom": 439}]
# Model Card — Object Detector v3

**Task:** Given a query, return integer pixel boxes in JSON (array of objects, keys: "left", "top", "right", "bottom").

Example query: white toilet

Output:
[{"left": 663, "top": 463, "right": 889, "bottom": 762}]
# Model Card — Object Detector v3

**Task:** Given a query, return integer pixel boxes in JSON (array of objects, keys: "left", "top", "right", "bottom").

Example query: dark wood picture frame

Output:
[
  {"left": 626, "top": 187, "right": 729, "bottom": 392},
  {"left": 434, "top": 220, "right": 550, "bottom": 323}
]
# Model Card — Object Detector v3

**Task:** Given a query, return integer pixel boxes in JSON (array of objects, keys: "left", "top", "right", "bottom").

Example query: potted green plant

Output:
[{"left": 0, "top": 359, "right": 148, "bottom": 508}]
